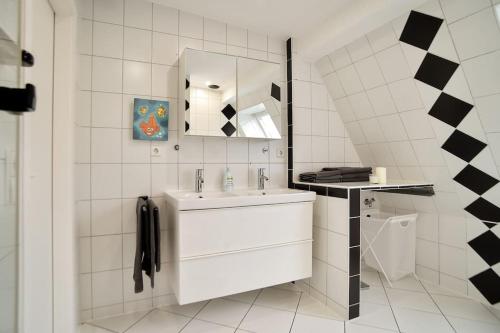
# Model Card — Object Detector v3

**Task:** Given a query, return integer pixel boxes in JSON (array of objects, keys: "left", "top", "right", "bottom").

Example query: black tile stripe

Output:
[
  {"left": 453, "top": 165, "right": 499, "bottom": 195},
  {"left": 349, "top": 246, "right": 360, "bottom": 276},
  {"left": 350, "top": 217, "right": 360, "bottom": 247},
  {"left": 348, "top": 304, "right": 360, "bottom": 320},
  {"left": 310, "top": 185, "right": 327, "bottom": 196},
  {"left": 271, "top": 82, "right": 281, "bottom": 101},
  {"left": 327, "top": 187, "right": 348, "bottom": 199},
  {"left": 349, "top": 275, "right": 360, "bottom": 305},
  {"left": 465, "top": 197, "right": 500, "bottom": 225},
  {"left": 294, "top": 183, "right": 310, "bottom": 191},
  {"left": 221, "top": 104, "right": 236, "bottom": 120},
  {"left": 415, "top": 53, "right": 458, "bottom": 90},
  {"left": 399, "top": 10, "right": 443, "bottom": 50},
  {"left": 221, "top": 122, "right": 236, "bottom": 137},
  {"left": 468, "top": 231, "right": 500, "bottom": 266},
  {"left": 287, "top": 38, "right": 293, "bottom": 186},
  {"left": 428, "top": 92, "right": 473, "bottom": 127},
  {"left": 349, "top": 189, "right": 360, "bottom": 217},
  {"left": 441, "top": 130, "right": 487, "bottom": 162},
  {"left": 469, "top": 269, "right": 500, "bottom": 305}
]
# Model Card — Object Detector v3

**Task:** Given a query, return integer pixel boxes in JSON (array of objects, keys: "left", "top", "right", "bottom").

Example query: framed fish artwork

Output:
[{"left": 133, "top": 98, "right": 169, "bottom": 141}]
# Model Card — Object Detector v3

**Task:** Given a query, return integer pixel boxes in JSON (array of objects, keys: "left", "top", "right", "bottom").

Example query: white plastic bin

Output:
[{"left": 361, "top": 209, "right": 418, "bottom": 281}]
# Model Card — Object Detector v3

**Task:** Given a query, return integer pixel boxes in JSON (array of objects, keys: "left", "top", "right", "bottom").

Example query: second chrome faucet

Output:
[{"left": 194, "top": 168, "right": 269, "bottom": 192}]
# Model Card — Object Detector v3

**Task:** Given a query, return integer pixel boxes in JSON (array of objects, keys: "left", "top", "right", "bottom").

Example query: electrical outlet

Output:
[
  {"left": 151, "top": 145, "right": 161, "bottom": 157},
  {"left": 276, "top": 148, "right": 284, "bottom": 158}
]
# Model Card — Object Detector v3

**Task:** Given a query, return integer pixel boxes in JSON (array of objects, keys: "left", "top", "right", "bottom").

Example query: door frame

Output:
[{"left": 19, "top": 0, "right": 78, "bottom": 332}]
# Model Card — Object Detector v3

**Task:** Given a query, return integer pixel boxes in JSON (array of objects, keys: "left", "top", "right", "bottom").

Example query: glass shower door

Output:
[{"left": 0, "top": 0, "right": 21, "bottom": 332}]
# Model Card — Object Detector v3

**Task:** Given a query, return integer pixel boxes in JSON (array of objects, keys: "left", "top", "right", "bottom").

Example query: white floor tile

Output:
[
  {"left": 360, "top": 269, "right": 383, "bottom": 287},
  {"left": 296, "top": 293, "right": 344, "bottom": 320},
  {"left": 382, "top": 275, "right": 425, "bottom": 293},
  {"left": 386, "top": 288, "right": 440, "bottom": 313},
  {"left": 79, "top": 324, "right": 113, "bottom": 333},
  {"left": 351, "top": 302, "right": 399, "bottom": 331},
  {"left": 360, "top": 286, "right": 389, "bottom": 305},
  {"left": 272, "top": 282, "right": 304, "bottom": 293},
  {"left": 224, "top": 289, "right": 261, "bottom": 304},
  {"left": 126, "top": 310, "right": 190, "bottom": 333},
  {"left": 254, "top": 288, "right": 301, "bottom": 312},
  {"left": 290, "top": 313, "right": 344, "bottom": 333},
  {"left": 90, "top": 310, "right": 149, "bottom": 332},
  {"left": 345, "top": 322, "right": 398, "bottom": 332},
  {"left": 392, "top": 307, "right": 454, "bottom": 333},
  {"left": 432, "top": 295, "right": 499, "bottom": 324},
  {"left": 239, "top": 305, "right": 295, "bottom": 333},
  {"left": 182, "top": 319, "right": 235, "bottom": 333},
  {"left": 448, "top": 315, "right": 500, "bottom": 333},
  {"left": 196, "top": 298, "right": 251, "bottom": 328},
  {"left": 159, "top": 301, "right": 208, "bottom": 318}
]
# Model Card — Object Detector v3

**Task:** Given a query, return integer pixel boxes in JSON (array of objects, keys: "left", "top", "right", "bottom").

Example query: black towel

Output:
[
  {"left": 134, "top": 197, "right": 161, "bottom": 293},
  {"left": 299, "top": 167, "right": 372, "bottom": 183},
  {"left": 134, "top": 197, "right": 148, "bottom": 293}
]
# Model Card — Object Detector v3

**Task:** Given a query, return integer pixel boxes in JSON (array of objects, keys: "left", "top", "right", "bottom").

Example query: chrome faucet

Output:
[
  {"left": 195, "top": 169, "right": 204, "bottom": 193},
  {"left": 257, "top": 168, "right": 269, "bottom": 190}
]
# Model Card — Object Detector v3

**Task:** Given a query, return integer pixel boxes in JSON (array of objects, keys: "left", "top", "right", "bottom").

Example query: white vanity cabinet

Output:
[{"left": 165, "top": 189, "right": 315, "bottom": 304}]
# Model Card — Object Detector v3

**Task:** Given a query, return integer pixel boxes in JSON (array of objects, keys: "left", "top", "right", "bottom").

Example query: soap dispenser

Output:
[{"left": 223, "top": 167, "right": 234, "bottom": 192}]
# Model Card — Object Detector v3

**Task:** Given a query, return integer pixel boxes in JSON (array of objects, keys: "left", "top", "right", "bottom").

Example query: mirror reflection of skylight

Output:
[{"left": 496, "top": 4, "right": 500, "bottom": 25}]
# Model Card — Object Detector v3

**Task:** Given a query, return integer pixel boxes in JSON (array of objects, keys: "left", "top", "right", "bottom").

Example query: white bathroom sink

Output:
[{"left": 165, "top": 188, "right": 315, "bottom": 210}]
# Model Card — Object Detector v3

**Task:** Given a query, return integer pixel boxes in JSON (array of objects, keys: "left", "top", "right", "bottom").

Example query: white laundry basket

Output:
[{"left": 361, "top": 209, "right": 418, "bottom": 282}]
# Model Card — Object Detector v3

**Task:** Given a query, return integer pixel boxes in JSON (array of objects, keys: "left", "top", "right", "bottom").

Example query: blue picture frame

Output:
[{"left": 133, "top": 98, "right": 169, "bottom": 141}]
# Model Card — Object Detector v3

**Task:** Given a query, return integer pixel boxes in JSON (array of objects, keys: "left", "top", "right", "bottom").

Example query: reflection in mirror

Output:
[
  {"left": 237, "top": 58, "right": 281, "bottom": 139},
  {"left": 185, "top": 49, "right": 237, "bottom": 137}
]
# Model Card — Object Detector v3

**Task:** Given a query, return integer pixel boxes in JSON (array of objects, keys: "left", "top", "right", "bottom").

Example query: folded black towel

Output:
[
  {"left": 321, "top": 167, "right": 372, "bottom": 175},
  {"left": 299, "top": 167, "right": 371, "bottom": 183}
]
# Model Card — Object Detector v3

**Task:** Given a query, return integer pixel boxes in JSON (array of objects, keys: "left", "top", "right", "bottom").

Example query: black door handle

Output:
[{"left": 0, "top": 84, "right": 36, "bottom": 113}]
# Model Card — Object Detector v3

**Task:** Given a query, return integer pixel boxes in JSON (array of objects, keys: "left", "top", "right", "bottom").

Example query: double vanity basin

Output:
[{"left": 165, "top": 188, "right": 316, "bottom": 304}]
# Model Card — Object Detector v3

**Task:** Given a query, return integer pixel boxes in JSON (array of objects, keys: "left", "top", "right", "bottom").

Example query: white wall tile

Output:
[
  {"left": 375, "top": 45, "right": 411, "bottom": 83},
  {"left": 78, "top": 55, "right": 92, "bottom": 90},
  {"left": 412, "top": 139, "right": 445, "bottom": 166},
  {"left": 390, "top": 141, "right": 418, "bottom": 166},
  {"left": 337, "top": 65, "right": 363, "bottom": 95},
  {"left": 323, "top": 72, "right": 345, "bottom": 99},
  {"left": 151, "top": 164, "right": 178, "bottom": 196},
  {"left": 440, "top": 245, "right": 466, "bottom": 279},
  {"left": 91, "top": 128, "right": 122, "bottom": 163},
  {"left": 92, "top": 57, "right": 123, "bottom": 93},
  {"left": 348, "top": 92, "right": 375, "bottom": 120},
  {"left": 366, "top": 23, "right": 398, "bottom": 52},
  {"left": 91, "top": 199, "right": 122, "bottom": 236},
  {"left": 462, "top": 50, "right": 500, "bottom": 97},
  {"left": 122, "top": 164, "right": 151, "bottom": 198},
  {"left": 248, "top": 31, "right": 267, "bottom": 51},
  {"left": 179, "top": 11, "right": 203, "bottom": 39},
  {"left": 312, "top": 136, "right": 329, "bottom": 163},
  {"left": 311, "top": 109, "right": 329, "bottom": 136},
  {"left": 78, "top": 19, "right": 92, "bottom": 55},
  {"left": 92, "top": 270, "right": 123, "bottom": 307},
  {"left": 151, "top": 64, "right": 177, "bottom": 98},
  {"left": 153, "top": 4, "right": 178, "bottom": 34},
  {"left": 366, "top": 85, "right": 397, "bottom": 116},
  {"left": 92, "top": 92, "right": 122, "bottom": 128},
  {"left": 123, "top": 61, "right": 151, "bottom": 95},
  {"left": 227, "top": 25, "right": 247, "bottom": 47},
  {"left": 93, "top": 22, "right": 123, "bottom": 59},
  {"left": 92, "top": 235, "right": 122, "bottom": 271},
  {"left": 124, "top": 0, "right": 152, "bottom": 30},
  {"left": 378, "top": 114, "right": 408, "bottom": 141},
  {"left": 76, "top": 127, "right": 91, "bottom": 163},
  {"left": 123, "top": 27, "right": 151, "bottom": 62},
  {"left": 204, "top": 18, "right": 226, "bottom": 44},
  {"left": 91, "top": 164, "right": 122, "bottom": 199},
  {"left": 449, "top": 8, "right": 500, "bottom": 60},
  {"left": 346, "top": 36, "right": 373, "bottom": 62},
  {"left": 329, "top": 137, "right": 345, "bottom": 163},
  {"left": 94, "top": 0, "right": 123, "bottom": 25},
  {"left": 77, "top": 200, "right": 91, "bottom": 237},
  {"left": 204, "top": 137, "right": 227, "bottom": 163},
  {"left": 77, "top": 91, "right": 92, "bottom": 126},
  {"left": 440, "top": 0, "right": 492, "bottom": 23},
  {"left": 293, "top": 80, "right": 311, "bottom": 108},
  {"left": 400, "top": 109, "right": 435, "bottom": 140},
  {"left": 327, "top": 232, "right": 348, "bottom": 271},
  {"left": 327, "top": 265, "right": 348, "bottom": 307},
  {"left": 75, "top": 164, "right": 91, "bottom": 200},
  {"left": 328, "top": 48, "right": 352, "bottom": 70},
  {"left": 76, "top": 0, "right": 93, "bottom": 20},
  {"left": 359, "top": 118, "right": 385, "bottom": 143},
  {"left": 122, "top": 130, "right": 150, "bottom": 163},
  {"left": 388, "top": 78, "right": 423, "bottom": 112},
  {"left": 80, "top": 238, "right": 91, "bottom": 273},
  {"left": 354, "top": 56, "right": 385, "bottom": 90},
  {"left": 247, "top": 49, "right": 267, "bottom": 61},
  {"left": 311, "top": 84, "right": 328, "bottom": 110}
]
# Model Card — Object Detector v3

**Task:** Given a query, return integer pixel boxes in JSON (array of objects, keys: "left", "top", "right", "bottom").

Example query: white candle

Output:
[{"left": 376, "top": 167, "right": 387, "bottom": 184}]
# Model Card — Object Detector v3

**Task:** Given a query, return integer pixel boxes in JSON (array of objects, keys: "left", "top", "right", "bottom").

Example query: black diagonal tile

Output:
[
  {"left": 428, "top": 92, "right": 473, "bottom": 127},
  {"left": 441, "top": 130, "right": 487, "bottom": 162},
  {"left": 454, "top": 165, "right": 499, "bottom": 195},
  {"left": 184, "top": 121, "right": 190, "bottom": 132},
  {"left": 469, "top": 269, "right": 500, "bottom": 305},
  {"left": 221, "top": 104, "right": 236, "bottom": 120},
  {"left": 221, "top": 121, "right": 236, "bottom": 137},
  {"left": 271, "top": 83, "right": 281, "bottom": 101},
  {"left": 185, "top": 99, "right": 190, "bottom": 111},
  {"left": 468, "top": 230, "right": 500, "bottom": 266},
  {"left": 415, "top": 53, "right": 458, "bottom": 90},
  {"left": 185, "top": 78, "right": 190, "bottom": 89},
  {"left": 399, "top": 11, "right": 443, "bottom": 50},
  {"left": 465, "top": 197, "right": 500, "bottom": 225}
]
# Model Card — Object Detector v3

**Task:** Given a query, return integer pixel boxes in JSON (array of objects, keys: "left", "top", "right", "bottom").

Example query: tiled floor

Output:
[{"left": 80, "top": 270, "right": 500, "bottom": 333}]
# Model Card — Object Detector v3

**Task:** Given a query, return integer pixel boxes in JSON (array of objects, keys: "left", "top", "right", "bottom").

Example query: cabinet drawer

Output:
[
  {"left": 176, "top": 240, "right": 312, "bottom": 304},
  {"left": 178, "top": 202, "right": 313, "bottom": 258}
]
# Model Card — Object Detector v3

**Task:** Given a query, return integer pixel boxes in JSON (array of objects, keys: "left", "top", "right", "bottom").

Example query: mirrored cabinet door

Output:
[
  {"left": 180, "top": 48, "right": 282, "bottom": 139},
  {"left": 184, "top": 49, "right": 237, "bottom": 137},
  {"left": 237, "top": 58, "right": 281, "bottom": 139}
]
